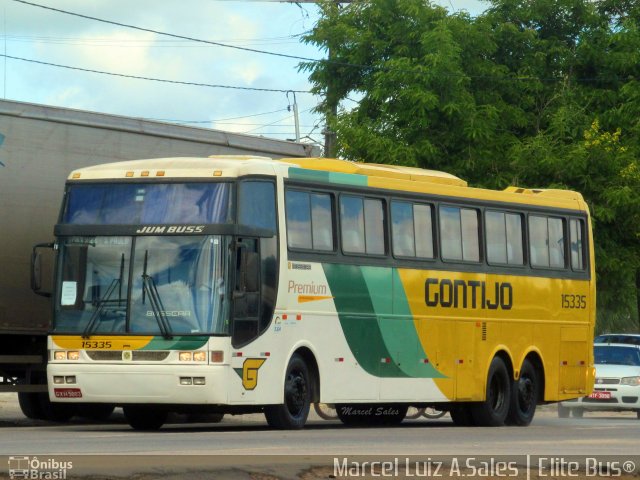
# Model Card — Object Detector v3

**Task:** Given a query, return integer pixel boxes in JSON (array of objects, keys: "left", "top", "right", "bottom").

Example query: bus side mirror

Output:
[{"left": 31, "top": 243, "right": 55, "bottom": 298}]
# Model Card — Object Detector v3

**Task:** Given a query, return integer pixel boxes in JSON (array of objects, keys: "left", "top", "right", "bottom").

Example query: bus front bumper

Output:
[{"left": 47, "top": 363, "right": 230, "bottom": 405}]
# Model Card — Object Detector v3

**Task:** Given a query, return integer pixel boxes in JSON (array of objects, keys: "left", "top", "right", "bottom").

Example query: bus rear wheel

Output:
[
  {"left": 507, "top": 359, "right": 538, "bottom": 426},
  {"left": 123, "top": 405, "right": 168, "bottom": 431},
  {"left": 470, "top": 356, "right": 511, "bottom": 426},
  {"left": 264, "top": 354, "right": 311, "bottom": 430}
]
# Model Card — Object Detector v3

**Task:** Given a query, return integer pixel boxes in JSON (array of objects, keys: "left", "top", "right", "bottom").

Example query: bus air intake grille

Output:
[
  {"left": 86, "top": 351, "right": 170, "bottom": 361},
  {"left": 132, "top": 351, "right": 170, "bottom": 361},
  {"left": 86, "top": 351, "right": 122, "bottom": 361}
]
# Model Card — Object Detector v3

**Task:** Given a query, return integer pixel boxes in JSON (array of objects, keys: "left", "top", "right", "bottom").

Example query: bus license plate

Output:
[
  {"left": 54, "top": 388, "right": 83, "bottom": 398},
  {"left": 588, "top": 391, "right": 611, "bottom": 400}
]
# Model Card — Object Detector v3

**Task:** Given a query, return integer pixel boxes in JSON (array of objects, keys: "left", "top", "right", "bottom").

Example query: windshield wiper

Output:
[
  {"left": 82, "top": 254, "right": 126, "bottom": 338},
  {"left": 142, "top": 250, "right": 173, "bottom": 340}
]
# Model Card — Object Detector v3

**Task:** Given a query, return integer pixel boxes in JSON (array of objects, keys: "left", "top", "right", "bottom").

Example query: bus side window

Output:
[
  {"left": 285, "top": 189, "right": 334, "bottom": 252},
  {"left": 529, "top": 215, "right": 566, "bottom": 269},
  {"left": 238, "top": 181, "right": 276, "bottom": 233},
  {"left": 440, "top": 206, "right": 479, "bottom": 262},
  {"left": 570, "top": 218, "right": 585, "bottom": 270},
  {"left": 486, "top": 211, "right": 524, "bottom": 266},
  {"left": 391, "top": 201, "right": 434, "bottom": 259},
  {"left": 340, "top": 196, "right": 366, "bottom": 254}
]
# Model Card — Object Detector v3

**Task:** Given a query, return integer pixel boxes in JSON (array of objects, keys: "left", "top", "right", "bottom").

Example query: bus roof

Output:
[{"left": 68, "top": 155, "right": 587, "bottom": 211}]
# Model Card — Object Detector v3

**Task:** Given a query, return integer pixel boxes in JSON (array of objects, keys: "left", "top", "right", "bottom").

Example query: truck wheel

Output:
[
  {"left": 37, "top": 393, "right": 75, "bottom": 422},
  {"left": 264, "top": 354, "right": 311, "bottom": 429},
  {"left": 571, "top": 408, "right": 584, "bottom": 418},
  {"left": 18, "top": 392, "right": 46, "bottom": 420},
  {"left": 506, "top": 359, "right": 538, "bottom": 426},
  {"left": 470, "top": 356, "right": 511, "bottom": 426},
  {"left": 557, "top": 403, "right": 570, "bottom": 418},
  {"left": 123, "top": 405, "right": 168, "bottom": 430}
]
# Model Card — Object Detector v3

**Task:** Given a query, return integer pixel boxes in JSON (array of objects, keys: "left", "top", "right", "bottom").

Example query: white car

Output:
[{"left": 558, "top": 343, "right": 640, "bottom": 419}]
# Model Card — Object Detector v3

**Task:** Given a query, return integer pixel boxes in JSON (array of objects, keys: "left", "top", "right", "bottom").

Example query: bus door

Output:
[{"left": 229, "top": 237, "right": 263, "bottom": 403}]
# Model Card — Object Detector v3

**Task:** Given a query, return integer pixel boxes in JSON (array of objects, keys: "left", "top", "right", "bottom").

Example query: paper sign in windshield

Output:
[{"left": 61, "top": 281, "right": 77, "bottom": 306}]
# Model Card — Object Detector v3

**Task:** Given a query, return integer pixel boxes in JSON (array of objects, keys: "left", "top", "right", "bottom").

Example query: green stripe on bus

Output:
[
  {"left": 142, "top": 336, "right": 209, "bottom": 350},
  {"left": 324, "top": 264, "right": 445, "bottom": 379},
  {"left": 288, "top": 167, "right": 368, "bottom": 186},
  {"left": 382, "top": 269, "right": 445, "bottom": 378},
  {"left": 360, "top": 267, "right": 444, "bottom": 378},
  {"left": 323, "top": 263, "right": 407, "bottom": 377}
]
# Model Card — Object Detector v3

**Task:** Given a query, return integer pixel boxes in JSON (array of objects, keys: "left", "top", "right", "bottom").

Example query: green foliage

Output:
[{"left": 301, "top": 0, "right": 640, "bottom": 332}]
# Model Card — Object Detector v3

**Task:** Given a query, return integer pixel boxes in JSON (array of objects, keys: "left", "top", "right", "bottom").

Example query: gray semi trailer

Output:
[{"left": 0, "top": 99, "right": 316, "bottom": 420}]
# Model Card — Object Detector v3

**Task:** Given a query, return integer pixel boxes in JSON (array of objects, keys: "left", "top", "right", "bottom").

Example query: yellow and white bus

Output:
[{"left": 42, "top": 156, "right": 595, "bottom": 429}]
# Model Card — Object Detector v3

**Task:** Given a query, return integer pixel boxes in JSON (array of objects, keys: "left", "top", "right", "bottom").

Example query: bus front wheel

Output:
[
  {"left": 264, "top": 354, "right": 311, "bottom": 430},
  {"left": 123, "top": 405, "right": 168, "bottom": 431},
  {"left": 470, "top": 356, "right": 511, "bottom": 427}
]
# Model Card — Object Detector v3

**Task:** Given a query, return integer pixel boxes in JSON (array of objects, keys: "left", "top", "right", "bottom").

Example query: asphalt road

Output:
[{"left": 0, "top": 394, "right": 638, "bottom": 479}]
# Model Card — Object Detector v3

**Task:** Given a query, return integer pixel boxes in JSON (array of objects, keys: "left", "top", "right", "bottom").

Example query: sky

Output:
[{"left": 1, "top": 0, "right": 486, "bottom": 150}]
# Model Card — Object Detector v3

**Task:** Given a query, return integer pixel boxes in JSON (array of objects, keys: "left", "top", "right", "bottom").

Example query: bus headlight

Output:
[
  {"left": 193, "top": 351, "right": 207, "bottom": 362},
  {"left": 53, "top": 351, "right": 80, "bottom": 361},
  {"left": 179, "top": 352, "right": 193, "bottom": 362}
]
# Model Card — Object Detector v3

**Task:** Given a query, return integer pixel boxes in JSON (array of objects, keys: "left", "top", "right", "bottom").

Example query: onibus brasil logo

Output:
[{"left": 8, "top": 456, "right": 73, "bottom": 479}]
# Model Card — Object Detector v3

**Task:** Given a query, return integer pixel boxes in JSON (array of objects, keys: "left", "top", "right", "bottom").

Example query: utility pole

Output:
[
  {"left": 287, "top": 91, "right": 301, "bottom": 142},
  {"left": 280, "top": 1, "right": 351, "bottom": 157}
]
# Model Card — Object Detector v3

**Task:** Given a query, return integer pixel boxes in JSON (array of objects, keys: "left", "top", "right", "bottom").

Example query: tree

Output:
[{"left": 301, "top": 0, "right": 640, "bottom": 331}]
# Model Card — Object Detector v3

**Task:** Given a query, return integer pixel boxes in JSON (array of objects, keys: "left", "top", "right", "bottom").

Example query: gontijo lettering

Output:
[{"left": 425, "top": 278, "right": 513, "bottom": 310}]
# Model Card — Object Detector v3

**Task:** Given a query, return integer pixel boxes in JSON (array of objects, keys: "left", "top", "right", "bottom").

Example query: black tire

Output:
[
  {"left": 18, "top": 392, "right": 46, "bottom": 420},
  {"left": 557, "top": 403, "right": 570, "bottom": 418},
  {"left": 450, "top": 404, "right": 475, "bottom": 426},
  {"left": 75, "top": 404, "right": 116, "bottom": 421},
  {"left": 264, "top": 354, "right": 311, "bottom": 429},
  {"left": 123, "top": 405, "right": 168, "bottom": 431},
  {"left": 571, "top": 408, "right": 584, "bottom": 419},
  {"left": 636, "top": 411, "right": 640, "bottom": 420},
  {"left": 37, "top": 393, "right": 75, "bottom": 422},
  {"left": 507, "top": 359, "right": 539, "bottom": 426},
  {"left": 470, "top": 357, "right": 511, "bottom": 426}
]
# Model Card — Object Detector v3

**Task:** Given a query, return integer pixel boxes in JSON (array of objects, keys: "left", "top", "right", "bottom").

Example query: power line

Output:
[
  {"left": 0, "top": 33, "right": 304, "bottom": 48},
  {"left": 11, "top": 0, "right": 325, "bottom": 63},
  {"left": 0, "top": 53, "right": 311, "bottom": 93},
  {"left": 148, "top": 108, "right": 291, "bottom": 124}
]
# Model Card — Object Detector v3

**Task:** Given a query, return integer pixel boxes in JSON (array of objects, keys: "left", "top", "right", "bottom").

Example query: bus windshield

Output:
[
  {"left": 55, "top": 235, "right": 231, "bottom": 335},
  {"left": 63, "top": 183, "right": 232, "bottom": 225}
]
